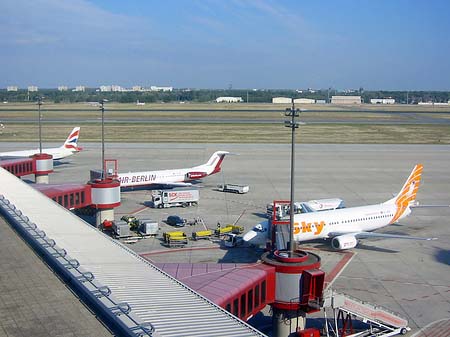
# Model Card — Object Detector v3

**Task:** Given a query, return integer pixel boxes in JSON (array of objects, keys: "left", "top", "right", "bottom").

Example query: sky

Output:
[{"left": 1, "top": 0, "right": 450, "bottom": 90}]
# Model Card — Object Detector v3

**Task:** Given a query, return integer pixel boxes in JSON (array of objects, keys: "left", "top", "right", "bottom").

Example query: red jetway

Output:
[
  {"left": 154, "top": 262, "right": 276, "bottom": 321},
  {"left": 0, "top": 158, "right": 35, "bottom": 177},
  {"left": 34, "top": 183, "right": 92, "bottom": 210}
]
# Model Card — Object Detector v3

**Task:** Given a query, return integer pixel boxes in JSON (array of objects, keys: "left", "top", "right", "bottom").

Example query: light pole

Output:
[
  {"left": 99, "top": 99, "right": 108, "bottom": 177},
  {"left": 284, "top": 99, "right": 302, "bottom": 256},
  {"left": 37, "top": 97, "right": 43, "bottom": 154}
]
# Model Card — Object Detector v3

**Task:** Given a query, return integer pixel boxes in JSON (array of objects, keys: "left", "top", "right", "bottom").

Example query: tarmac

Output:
[
  {"left": 1, "top": 142, "right": 449, "bottom": 335},
  {"left": 0, "top": 216, "right": 112, "bottom": 337}
]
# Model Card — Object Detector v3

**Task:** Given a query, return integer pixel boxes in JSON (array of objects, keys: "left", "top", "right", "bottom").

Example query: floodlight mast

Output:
[
  {"left": 284, "top": 99, "right": 301, "bottom": 257},
  {"left": 37, "top": 97, "right": 43, "bottom": 154},
  {"left": 99, "top": 99, "right": 108, "bottom": 177}
]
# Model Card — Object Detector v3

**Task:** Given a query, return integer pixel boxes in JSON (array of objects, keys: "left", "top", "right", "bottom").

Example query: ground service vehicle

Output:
[
  {"left": 166, "top": 215, "right": 186, "bottom": 227},
  {"left": 163, "top": 231, "right": 188, "bottom": 247},
  {"left": 217, "top": 184, "right": 249, "bottom": 194},
  {"left": 223, "top": 233, "right": 243, "bottom": 247},
  {"left": 192, "top": 230, "right": 214, "bottom": 240},
  {"left": 152, "top": 188, "right": 199, "bottom": 208}
]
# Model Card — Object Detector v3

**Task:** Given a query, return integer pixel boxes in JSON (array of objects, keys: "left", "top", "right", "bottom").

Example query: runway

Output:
[
  {"left": 2, "top": 110, "right": 450, "bottom": 124},
  {"left": 2, "top": 142, "right": 450, "bottom": 333}
]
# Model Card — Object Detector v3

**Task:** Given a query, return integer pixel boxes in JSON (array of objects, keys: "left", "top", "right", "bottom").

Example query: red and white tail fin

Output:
[
  {"left": 62, "top": 127, "right": 81, "bottom": 152},
  {"left": 386, "top": 164, "right": 423, "bottom": 222},
  {"left": 194, "top": 151, "right": 229, "bottom": 175}
]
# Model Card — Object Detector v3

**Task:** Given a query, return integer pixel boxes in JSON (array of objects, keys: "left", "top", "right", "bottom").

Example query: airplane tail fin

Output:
[
  {"left": 62, "top": 127, "right": 82, "bottom": 152},
  {"left": 386, "top": 164, "right": 423, "bottom": 222},
  {"left": 199, "top": 151, "right": 229, "bottom": 175}
]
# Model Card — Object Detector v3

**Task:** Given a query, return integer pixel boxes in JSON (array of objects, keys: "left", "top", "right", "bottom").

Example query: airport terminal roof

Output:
[{"left": 0, "top": 167, "right": 267, "bottom": 337}]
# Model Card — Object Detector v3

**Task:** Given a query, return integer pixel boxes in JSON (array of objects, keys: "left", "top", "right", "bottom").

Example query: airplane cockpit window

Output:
[{"left": 254, "top": 224, "right": 263, "bottom": 232}]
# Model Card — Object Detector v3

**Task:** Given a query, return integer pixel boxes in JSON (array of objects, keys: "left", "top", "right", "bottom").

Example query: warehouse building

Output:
[
  {"left": 331, "top": 95, "right": 361, "bottom": 104},
  {"left": 294, "top": 98, "right": 316, "bottom": 104},
  {"left": 272, "top": 97, "right": 292, "bottom": 104},
  {"left": 370, "top": 98, "right": 395, "bottom": 104},
  {"left": 216, "top": 96, "right": 243, "bottom": 103}
]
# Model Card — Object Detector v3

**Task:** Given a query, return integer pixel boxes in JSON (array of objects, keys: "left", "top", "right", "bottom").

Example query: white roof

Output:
[{"left": 0, "top": 168, "right": 266, "bottom": 337}]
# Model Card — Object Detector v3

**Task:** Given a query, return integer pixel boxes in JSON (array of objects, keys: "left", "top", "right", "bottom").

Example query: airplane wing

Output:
[
  {"left": 160, "top": 182, "right": 193, "bottom": 188},
  {"left": 328, "top": 231, "right": 437, "bottom": 241}
]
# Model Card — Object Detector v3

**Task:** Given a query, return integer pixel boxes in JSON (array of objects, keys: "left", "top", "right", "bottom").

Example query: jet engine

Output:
[
  {"left": 185, "top": 172, "right": 208, "bottom": 180},
  {"left": 331, "top": 235, "right": 358, "bottom": 250}
]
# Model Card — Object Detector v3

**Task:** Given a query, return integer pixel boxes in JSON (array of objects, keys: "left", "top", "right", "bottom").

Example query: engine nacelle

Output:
[
  {"left": 185, "top": 171, "right": 208, "bottom": 180},
  {"left": 331, "top": 235, "right": 358, "bottom": 250}
]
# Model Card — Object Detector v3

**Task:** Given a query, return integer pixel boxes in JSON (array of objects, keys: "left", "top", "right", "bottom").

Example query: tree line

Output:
[{"left": 0, "top": 88, "right": 449, "bottom": 104}]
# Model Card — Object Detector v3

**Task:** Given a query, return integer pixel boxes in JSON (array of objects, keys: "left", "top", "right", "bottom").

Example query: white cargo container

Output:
[
  {"left": 139, "top": 220, "right": 159, "bottom": 236},
  {"left": 152, "top": 187, "right": 199, "bottom": 208}
]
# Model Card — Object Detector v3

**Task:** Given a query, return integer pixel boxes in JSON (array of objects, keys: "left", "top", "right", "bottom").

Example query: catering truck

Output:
[{"left": 152, "top": 187, "right": 199, "bottom": 208}]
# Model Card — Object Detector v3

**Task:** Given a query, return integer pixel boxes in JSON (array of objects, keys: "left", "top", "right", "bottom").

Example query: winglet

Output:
[{"left": 388, "top": 164, "right": 423, "bottom": 222}]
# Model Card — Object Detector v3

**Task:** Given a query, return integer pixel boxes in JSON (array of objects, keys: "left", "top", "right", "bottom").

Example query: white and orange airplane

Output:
[
  {"left": 0, "top": 127, "right": 82, "bottom": 160},
  {"left": 243, "top": 164, "right": 437, "bottom": 250},
  {"left": 117, "top": 151, "right": 229, "bottom": 188}
]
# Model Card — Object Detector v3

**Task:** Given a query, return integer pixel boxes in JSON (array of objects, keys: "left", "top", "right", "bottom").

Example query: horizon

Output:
[{"left": 2, "top": 0, "right": 450, "bottom": 90}]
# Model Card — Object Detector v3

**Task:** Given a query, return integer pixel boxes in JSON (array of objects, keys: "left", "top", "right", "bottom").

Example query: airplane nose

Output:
[{"left": 243, "top": 230, "right": 257, "bottom": 242}]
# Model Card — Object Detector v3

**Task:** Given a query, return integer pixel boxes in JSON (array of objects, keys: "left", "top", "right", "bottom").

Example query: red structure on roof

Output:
[
  {"left": 155, "top": 262, "right": 276, "bottom": 321},
  {"left": 0, "top": 158, "right": 35, "bottom": 177},
  {"left": 34, "top": 183, "right": 92, "bottom": 210}
]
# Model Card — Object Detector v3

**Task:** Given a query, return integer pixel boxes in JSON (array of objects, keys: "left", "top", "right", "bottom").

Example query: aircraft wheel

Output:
[{"left": 400, "top": 328, "right": 407, "bottom": 335}]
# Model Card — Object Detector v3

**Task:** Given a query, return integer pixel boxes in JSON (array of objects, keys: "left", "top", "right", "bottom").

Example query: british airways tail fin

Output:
[
  {"left": 386, "top": 164, "right": 423, "bottom": 222},
  {"left": 62, "top": 127, "right": 81, "bottom": 152}
]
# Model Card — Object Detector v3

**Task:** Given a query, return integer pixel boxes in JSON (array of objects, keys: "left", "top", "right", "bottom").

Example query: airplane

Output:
[
  {"left": 243, "top": 164, "right": 437, "bottom": 250},
  {"left": 117, "top": 151, "right": 229, "bottom": 188},
  {"left": 0, "top": 127, "right": 82, "bottom": 161}
]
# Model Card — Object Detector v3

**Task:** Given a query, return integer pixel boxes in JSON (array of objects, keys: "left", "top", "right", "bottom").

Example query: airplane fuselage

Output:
[
  {"left": 0, "top": 147, "right": 76, "bottom": 160},
  {"left": 118, "top": 168, "right": 192, "bottom": 188},
  {"left": 291, "top": 203, "right": 399, "bottom": 242}
]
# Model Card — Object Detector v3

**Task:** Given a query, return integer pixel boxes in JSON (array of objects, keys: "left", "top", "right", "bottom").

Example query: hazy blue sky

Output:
[{"left": 1, "top": 0, "right": 449, "bottom": 90}]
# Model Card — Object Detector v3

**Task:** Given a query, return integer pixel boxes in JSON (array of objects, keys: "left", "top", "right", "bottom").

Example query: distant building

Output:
[
  {"left": 150, "top": 86, "right": 173, "bottom": 92},
  {"left": 58, "top": 86, "right": 68, "bottom": 91},
  {"left": 370, "top": 98, "right": 395, "bottom": 104},
  {"left": 111, "top": 85, "right": 124, "bottom": 92},
  {"left": 418, "top": 101, "right": 449, "bottom": 106},
  {"left": 216, "top": 96, "right": 243, "bottom": 103},
  {"left": 28, "top": 86, "right": 38, "bottom": 92},
  {"left": 132, "top": 86, "right": 142, "bottom": 92},
  {"left": 272, "top": 97, "right": 292, "bottom": 104},
  {"left": 7, "top": 86, "right": 18, "bottom": 92},
  {"left": 315, "top": 99, "right": 326, "bottom": 104},
  {"left": 331, "top": 95, "right": 361, "bottom": 104},
  {"left": 73, "top": 86, "right": 85, "bottom": 92},
  {"left": 294, "top": 98, "right": 315, "bottom": 104},
  {"left": 100, "top": 85, "right": 111, "bottom": 92}
]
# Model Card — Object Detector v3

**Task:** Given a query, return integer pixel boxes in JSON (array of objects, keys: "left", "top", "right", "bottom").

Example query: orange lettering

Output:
[
  {"left": 314, "top": 221, "right": 325, "bottom": 235},
  {"left": 293, "top": 222, "right": 300, "bottom": 234},
  {"left": 301, "top": 221, "right": 312, "bottom": 233}
]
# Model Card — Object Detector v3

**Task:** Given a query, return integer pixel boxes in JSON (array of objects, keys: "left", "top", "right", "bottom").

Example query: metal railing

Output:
[{"left": 0, "top": 195, "right": 155, "bottom": 337}]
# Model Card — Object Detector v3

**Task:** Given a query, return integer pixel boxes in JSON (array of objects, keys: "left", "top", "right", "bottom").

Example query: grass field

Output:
[{"left": 0, "top": 103, "right": 449, "bottom": 144}]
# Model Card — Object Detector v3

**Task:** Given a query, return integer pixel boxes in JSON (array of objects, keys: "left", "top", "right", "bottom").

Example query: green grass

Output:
[{"left": 1, "top": 123, "right": 449, "bottom": 144}]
